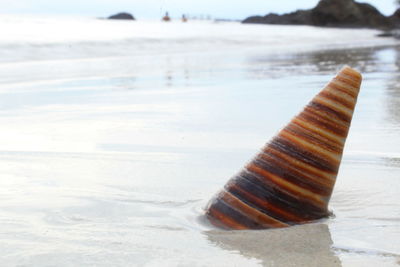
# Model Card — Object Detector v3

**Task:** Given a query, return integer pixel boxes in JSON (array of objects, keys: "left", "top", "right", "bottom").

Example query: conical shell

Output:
[{"left": 205, "top": 66, "right": 362, "bottom": 230}]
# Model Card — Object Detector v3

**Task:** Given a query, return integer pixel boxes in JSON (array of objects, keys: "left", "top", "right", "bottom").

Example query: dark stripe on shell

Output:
[
  {"left": 207, "top": 196, "right": 265, "bottom": 229},
  {"left": 269, "top": 136, "right": 338, "bottom": 173},
  {"left": 284, "top": 123, "right": 342, "bottom": 154},
  {"left": 319, "top": 90, "right": 354, "bottom": 110},
  {"left": 299, "top": 110, "right": 349, "bottom": 137},
  {"left": 256, "top": 152, "right": 332, "bottom": 196},
  {"left": 308, "top": 101, "right": 351, "bottom": 123},
  {"left": 227, "top": 171, "right": 328, "bottom": 222}
]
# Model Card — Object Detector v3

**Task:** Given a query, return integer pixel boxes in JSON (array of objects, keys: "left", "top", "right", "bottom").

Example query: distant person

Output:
[
  {"left": 182, "top": 14, "right": 187, "bottom": 23},
  {"left": 162, "top": 12, "right": 171, "bottom": 22}
]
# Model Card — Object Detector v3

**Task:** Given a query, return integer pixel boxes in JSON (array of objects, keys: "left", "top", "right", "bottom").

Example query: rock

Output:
[
  {"left": 377, "top": 29, "right": 400, "bottom": 39},
  {"left": 242, "top": 15, "right": 267, "bottom": 24},
  {"left": 108, "top": 12, "right": 135, "bottom": 20},
  {"left": 242, "top": 10, "right": 311, "bottom": 25},
  {"left": 243, "top": 10, "right": 312, "bottom": 25},
  {"left": 310, "top": 0, "right": 390, "bottom": 28},
  {"left": 389, "top": 8, "right": 400, "bottom": 27},
  {"left": 243, "top": 0, "right": 394, "bottom": 29},
  {"left": 377, "top": 31, "right": 396, "bottom": 37}
]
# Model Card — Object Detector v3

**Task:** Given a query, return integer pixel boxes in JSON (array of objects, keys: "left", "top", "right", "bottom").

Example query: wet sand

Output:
[{"left": 0, "top": 18, "right": 399, "bottom": 266}]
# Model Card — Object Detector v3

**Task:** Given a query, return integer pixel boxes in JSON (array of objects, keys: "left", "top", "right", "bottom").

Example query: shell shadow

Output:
[{"left": 205, "top": 223, "right": 342, "bottom": 267}]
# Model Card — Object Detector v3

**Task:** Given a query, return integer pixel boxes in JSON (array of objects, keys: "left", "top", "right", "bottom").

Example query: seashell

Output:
[{"left": 205, "top": 66, "right": 362, "bottom": 230}]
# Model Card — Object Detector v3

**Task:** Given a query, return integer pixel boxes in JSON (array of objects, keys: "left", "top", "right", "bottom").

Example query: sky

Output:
[{"left": 0, "top": 0, "right": 398, "bottom": 19}]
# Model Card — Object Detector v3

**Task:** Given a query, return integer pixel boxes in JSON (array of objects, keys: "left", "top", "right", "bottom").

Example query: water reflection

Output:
[
  {"left": 165, "top": 69, "right": 174, "bottom": 87},
  {"left": 385, "top": 47, "right": 400, "bottom": 125},
  {"left": 247, "top": 46, "right": 392, "bottom": 78},
  {"left": 205, "top": 223, "right": 342, "bottom": 267},
  {"left": 112, "top": 76, "right": 136, "bottom": 90}
]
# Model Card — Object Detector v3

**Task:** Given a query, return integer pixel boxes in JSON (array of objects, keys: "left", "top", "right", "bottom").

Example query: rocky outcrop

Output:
[
  {"left": 243, "top": 0, "right": 395, "bottom": 29},
  {"left": 244, "top": 10, "right": 312, "bottom": 25},
  {"left": 311, "top": 0, "right": 390, "bottom": 28},
  {"left": 377, "top": 30, "right": 400, "bottom": 38},
  {"left": 108, "top": 12, "right": 135, "bottom": 20},
  {"left": 389, "top": 8, "right": 400, "bottom": 27}
]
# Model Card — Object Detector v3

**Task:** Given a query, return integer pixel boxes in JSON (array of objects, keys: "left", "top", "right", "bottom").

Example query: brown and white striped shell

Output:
[{"left": 205, "top": 66, "right": 362, "bottom": 230}]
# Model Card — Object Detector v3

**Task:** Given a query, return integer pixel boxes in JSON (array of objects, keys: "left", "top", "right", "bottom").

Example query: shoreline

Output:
[{"left": 0, "top": 16, "right": 398, "bottom": 65}]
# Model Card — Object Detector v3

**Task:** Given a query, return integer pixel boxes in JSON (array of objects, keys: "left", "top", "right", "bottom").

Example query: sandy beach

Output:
[{"left": 0, "top": 15, "right": 399, "bottom": 266}]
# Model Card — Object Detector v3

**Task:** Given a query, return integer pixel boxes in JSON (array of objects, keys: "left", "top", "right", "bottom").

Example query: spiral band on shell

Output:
[{"left": 205, "top": 66, "right": 362, "bottom": 230}]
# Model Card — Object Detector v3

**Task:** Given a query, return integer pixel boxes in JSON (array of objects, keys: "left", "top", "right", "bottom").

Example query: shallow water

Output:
[{"left": 0, "top": 16, "right": 399, "bottom": 266}]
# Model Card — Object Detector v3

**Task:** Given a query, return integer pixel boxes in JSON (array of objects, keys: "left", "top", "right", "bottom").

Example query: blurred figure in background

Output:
[
  {"left": 162, "top": 12, "right": 171, "bottom": 22},
  {"left": 182, "top": 14, "right": 188, "bottom": 22}
]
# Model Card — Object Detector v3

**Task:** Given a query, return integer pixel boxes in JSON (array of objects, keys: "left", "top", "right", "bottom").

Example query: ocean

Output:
[{"left": 0, "top": 15, "right": 399, "bottom": 266}]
